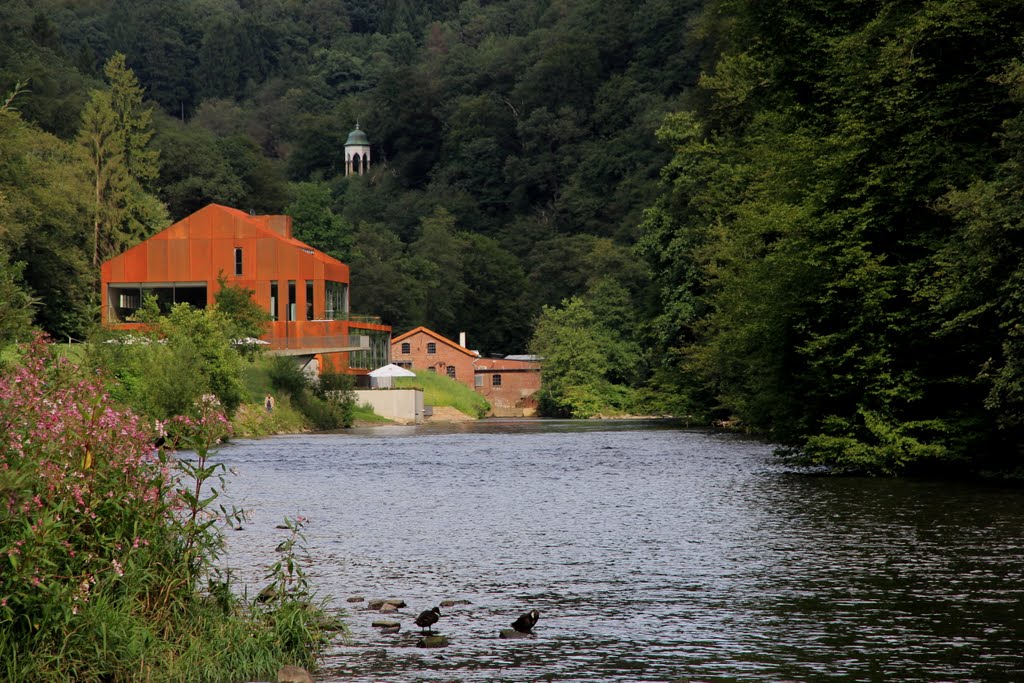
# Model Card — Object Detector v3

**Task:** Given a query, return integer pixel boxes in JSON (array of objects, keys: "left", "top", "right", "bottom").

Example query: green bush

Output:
[
  {"left": 268, "top": 358, "right": 355, "bottom": 430},
  {"left": 0, "top": 337, "right": 330, "bottom": 682}
]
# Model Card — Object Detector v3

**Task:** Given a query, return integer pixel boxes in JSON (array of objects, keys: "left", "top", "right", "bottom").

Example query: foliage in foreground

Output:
[{"left": 0, "top": 337, "right": 329, "bottom": 682}]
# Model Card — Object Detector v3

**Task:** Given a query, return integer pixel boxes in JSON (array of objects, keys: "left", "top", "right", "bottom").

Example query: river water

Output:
[{"left": 216, "top": 420, "right": 1024, "bottom": 682}]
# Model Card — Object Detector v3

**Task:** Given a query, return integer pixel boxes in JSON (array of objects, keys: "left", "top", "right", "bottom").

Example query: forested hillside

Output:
[
  {"left": 0, "top": 0, "right": 701, "bottom": 353},
  {"left": 2, "top": 0, "right": 1024, "bottom": 473}
]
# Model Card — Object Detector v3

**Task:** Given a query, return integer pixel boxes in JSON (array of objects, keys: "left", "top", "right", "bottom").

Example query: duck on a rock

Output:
[
  {"left": 511, "top": 609, "right": 540, "bottom": 633},
  {"left": 415, "top": 606, "right": 441, "bottom": 634}
]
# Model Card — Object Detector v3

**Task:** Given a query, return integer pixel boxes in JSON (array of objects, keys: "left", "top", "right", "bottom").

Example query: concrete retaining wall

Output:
[{"left": 353, "top": 389, "right": 425, "bottom": 424}]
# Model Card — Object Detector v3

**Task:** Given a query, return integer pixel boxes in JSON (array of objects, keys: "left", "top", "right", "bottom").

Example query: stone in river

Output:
[
  {"left": 277, "top": 665, "right": 313, "bottom": 683},
  {"left": 439, "top": 599, "right": 472, "bottom": 607},
  {"left": 499, "top": 628, "right": 532, "bottom": 639},
  {"left": 371, "top": 619, "right": 400, "bottom": 628},
  {"left": 418, "top": 635, "right": 449, "bottom": 648}
]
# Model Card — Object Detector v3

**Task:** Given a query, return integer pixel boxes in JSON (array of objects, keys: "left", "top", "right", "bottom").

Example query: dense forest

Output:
[{"left": 2, "top": 0, "right": 1024, "bottom": 475}]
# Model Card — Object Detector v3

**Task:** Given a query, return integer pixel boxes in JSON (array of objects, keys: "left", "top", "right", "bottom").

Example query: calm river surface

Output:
[{"left": 216, "top": 420, "right": 1024, "bottom": 682}]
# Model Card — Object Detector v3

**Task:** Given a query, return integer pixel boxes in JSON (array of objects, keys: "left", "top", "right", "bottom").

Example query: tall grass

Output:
[
  {"left": 395, "top": 370, "right": 490, "bottom": 418},
  {"left": 0, "top": 336, "right": 332, "bottom": 682}
]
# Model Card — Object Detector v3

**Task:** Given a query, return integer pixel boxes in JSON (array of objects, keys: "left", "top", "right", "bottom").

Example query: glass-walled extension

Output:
[
  {"left": 348, "top": 329, "right": 391, "bottom": 370},
  {"left": 324, "top": 281, "right": 349, "bottom": 320},
  {"left": 106, "top": 282, "right": 207, "bottom": 322}
]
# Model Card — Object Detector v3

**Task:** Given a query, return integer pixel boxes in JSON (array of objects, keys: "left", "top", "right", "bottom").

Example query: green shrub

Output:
[{"left": 0, "top": 336, "right": 331, "bottom": 682}]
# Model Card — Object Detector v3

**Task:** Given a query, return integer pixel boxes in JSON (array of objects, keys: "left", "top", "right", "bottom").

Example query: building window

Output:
[
  {"left": 447, "top": 366, "right": 456, "bottom": 379},
  {"left": 325, "top": 281, "right": 348, "bottom": 320},
  {"left": 234, "top": 247, "right": 243, "bottom": 275},
  {"left": 427, "top": 367, "right": 436, "bottom": 373},
  {"left": 287, "top": 281, "right": 296, "bottom": 322},
  {"left": 492, "top": 374, "right": 502, "bottom": 387},
  {"left": 427, "top": 342, "right": 437, "bottom": 354},
  {"left": 401, "top": 342, "right": 411, "bottom": 354},
  {"left": 269, "top": 281, "right": 278, "bottom": 321},
  {"left": 306, "top": 280, "right": 314, "bottom": 321},
  {"left": 474, "top": 375, "right": 483, "bottom": 387}
]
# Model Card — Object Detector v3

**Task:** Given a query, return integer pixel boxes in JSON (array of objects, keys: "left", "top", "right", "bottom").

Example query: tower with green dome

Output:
[{"left": 344, "top": 123, "right": 370, "bottom": 176}]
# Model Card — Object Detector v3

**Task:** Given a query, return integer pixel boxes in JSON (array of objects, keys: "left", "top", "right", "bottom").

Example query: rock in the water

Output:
[
  {"left": 367, "top": 598, "right": 386, "bottom": 610},
  {"left": 371, "top": 619, "right": 400, "bottom": 628},
  {"left": 418, "top": 635, "right": 449, "bottom": 648},
  {"left": 346, "top": 595, "right": 365, "bottom": 603},
  {"left": 380, "top": 625, "right": 400, "bottom": 634},
  {"left": 499, "top": 628, "right": 532, "bottom": 639},
  {"left": 384, "top": 598, "right": 407, "bottom": 608},
  {"left": 379, "top": 603, "right": 399, "bottom": 613},
  {"left": 439, "top": 599, "right": 472, "bottom": 607},
  {"left": 277, "top": 665, "right": 313, "bottom": 683}
]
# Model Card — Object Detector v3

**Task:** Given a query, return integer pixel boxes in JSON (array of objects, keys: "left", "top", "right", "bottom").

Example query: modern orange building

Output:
[
  {"left": 391, "top": 326, "right": 541, "bottom": 416},
  {"left": 100, "top": 203, "right": 391, "bottom": 375}
]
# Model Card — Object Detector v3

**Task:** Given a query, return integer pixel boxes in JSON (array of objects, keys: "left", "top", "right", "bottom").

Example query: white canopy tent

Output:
[{"left": 368, "top": 363, "right": 416, "bottom": 388}]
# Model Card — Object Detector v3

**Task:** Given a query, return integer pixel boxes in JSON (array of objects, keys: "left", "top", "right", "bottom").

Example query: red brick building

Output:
[
  {"left": 473, "top": 356, "right": 542, "bottom": 417},
  {"left": 391, "top": 327, "right": 542, "bottom": 416},
  {"left": 100, "top": 203, "right": 391, "bottom": 375},
  {"left": 391, "top": 326, "right": 478, "bottom": 386}
]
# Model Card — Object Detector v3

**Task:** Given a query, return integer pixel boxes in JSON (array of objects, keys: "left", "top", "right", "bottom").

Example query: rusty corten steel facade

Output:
[{"left": 101, "top": 203, "right": 390, "bottom": 373}]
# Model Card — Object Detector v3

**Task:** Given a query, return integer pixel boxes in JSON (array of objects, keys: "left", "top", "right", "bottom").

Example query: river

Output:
[{"left": 216, "top": 420, "right": 1024, "bottom": 682}]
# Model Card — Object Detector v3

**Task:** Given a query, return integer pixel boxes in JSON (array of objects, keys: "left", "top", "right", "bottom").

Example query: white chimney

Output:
[{"left": 459, "top": 332, "right": 467, "bottom": 348}]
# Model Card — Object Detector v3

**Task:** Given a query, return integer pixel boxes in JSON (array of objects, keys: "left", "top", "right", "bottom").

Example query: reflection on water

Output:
[{"left": 217, "top": 420, "right": 1024, "bottom": 682}]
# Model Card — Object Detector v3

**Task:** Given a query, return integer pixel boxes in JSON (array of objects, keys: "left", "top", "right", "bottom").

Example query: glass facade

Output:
[{"left": 325, "top": 281, "right": 349, "bottom": 320}]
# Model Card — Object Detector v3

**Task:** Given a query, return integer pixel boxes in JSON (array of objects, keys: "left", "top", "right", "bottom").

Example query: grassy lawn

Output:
[{"left": 394, "top": 370, "right": 490, "bottom": 418}]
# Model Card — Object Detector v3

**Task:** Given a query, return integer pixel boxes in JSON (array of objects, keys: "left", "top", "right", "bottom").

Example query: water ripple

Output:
[{"left": 217, "top": 421, "right": 1024, "bottom": 682}]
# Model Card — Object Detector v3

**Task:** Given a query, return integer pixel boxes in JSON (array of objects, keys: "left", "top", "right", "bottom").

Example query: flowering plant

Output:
[{"left": 0, "top": 336, "right": 281, "bottom": 681}]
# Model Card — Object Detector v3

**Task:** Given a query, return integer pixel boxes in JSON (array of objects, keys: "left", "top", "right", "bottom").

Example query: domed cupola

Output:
[{"left": 344, "top": 123, "right": 371, "bottom": 176}]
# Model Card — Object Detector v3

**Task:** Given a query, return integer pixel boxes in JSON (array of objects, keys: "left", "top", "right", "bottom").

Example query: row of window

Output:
[
  {"left": 425, "top": 365, "right": 503, "bottom": 386},
  {"left": 233, "top": 248, "right": 349, "bottom": 322},
  {"left": 399, "top": 342, "right": 437, "bottom": 354}
]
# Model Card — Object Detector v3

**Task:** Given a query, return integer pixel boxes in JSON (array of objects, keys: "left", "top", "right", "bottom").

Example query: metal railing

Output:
[{"left": 263, "top": 335, "right": 369, "bottom": 351}]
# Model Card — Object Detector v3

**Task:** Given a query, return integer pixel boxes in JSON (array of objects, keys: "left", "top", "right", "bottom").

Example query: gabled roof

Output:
[
  {"left": 102, "top": 203, "right": 344, "bottom": 273},
  {"left": 391, "top": 326, "right": 479, "bottom": 358}
]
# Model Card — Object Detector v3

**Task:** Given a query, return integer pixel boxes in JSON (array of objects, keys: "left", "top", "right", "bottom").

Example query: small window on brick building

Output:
[
  {"left": 427, "top": 367, "right": 436, "bottom": 373},
  {"left": 427, "top": 342, "right": 437, "bottom": 354},
  {"left": 474, "top": 375, "right": 483, "bottom": 387},
  {"left": 492, "top": 374, "right": 502, "bottom": 387},
  {"left": 234, "top": 247, "right": 243, "bottom": 275},
  {"left": 401, "top": 342, "right": 411, "bottom": 354},
  {"left": 447, "top": 366, "right": 456, "bottom": 379}
]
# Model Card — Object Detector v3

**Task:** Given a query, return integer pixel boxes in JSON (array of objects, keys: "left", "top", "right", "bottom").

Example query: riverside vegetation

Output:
[{"left": 0, "top": 336, "right": 336, "bottom": 682}]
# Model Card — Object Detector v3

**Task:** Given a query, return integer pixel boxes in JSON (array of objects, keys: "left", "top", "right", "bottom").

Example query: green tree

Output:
[
  {"left": 0, "top": 252, "right": 37, "bottom": 347},
  {"left": 287, "top": 181, "right": 353, "bottom": 260},
  {"left": 0, "top": 109, "right": 94, "bottom": 339},
  {"left": 530, "top": 296, "right": 637, "bottom": 418},
  {"left": 214, "top": 273, "right": 271, "bottom": 342},
  {"left": 78, "top": 54, "right": 167, "bottom": 267}
]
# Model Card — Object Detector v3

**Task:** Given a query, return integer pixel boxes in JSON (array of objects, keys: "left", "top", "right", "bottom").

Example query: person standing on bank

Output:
[{"left": 265, "top": 393, "right": 275, "bottom": 412}]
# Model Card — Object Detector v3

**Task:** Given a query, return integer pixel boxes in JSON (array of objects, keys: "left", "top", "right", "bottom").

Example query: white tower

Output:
[{"left": 344, "top": 123, "right": 371, "bottom": 176}]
